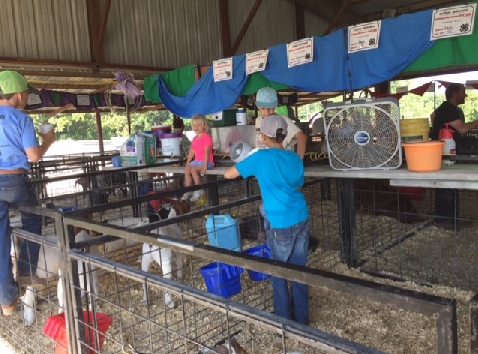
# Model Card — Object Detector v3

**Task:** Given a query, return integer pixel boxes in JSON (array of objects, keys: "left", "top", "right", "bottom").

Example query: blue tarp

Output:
[{"left": 157, "top": 8, "right": 435, "bottom": 117}]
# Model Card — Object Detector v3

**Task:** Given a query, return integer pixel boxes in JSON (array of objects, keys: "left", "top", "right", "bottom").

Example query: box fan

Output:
[{"left": 324, "top": 98, "right": 401, "bottom": 170}]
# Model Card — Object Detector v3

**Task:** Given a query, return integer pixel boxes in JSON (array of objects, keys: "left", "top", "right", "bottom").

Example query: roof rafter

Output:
[
  {"left": 364, "top": 0, "right": 467, "bottom": 22},
  {"left": 291, "top": 0, "right": 361, "bottom": 26},
  {"left": 231, "top": 0, "right": 264, "bottom": 55}
]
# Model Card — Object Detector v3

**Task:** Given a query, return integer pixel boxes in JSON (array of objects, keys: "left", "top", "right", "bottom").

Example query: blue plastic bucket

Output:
[
  {"left": 58, "top": 206, "right": 81, "bottom": 213},
  {"left": 111, "top": 155, "right": 122, "bottom": 167},
  {"left": 199, "top": 262, "right": 242, "bottom": 297},
  {"left": 243, "top": 244, "right": 271, "bottom": 281}
]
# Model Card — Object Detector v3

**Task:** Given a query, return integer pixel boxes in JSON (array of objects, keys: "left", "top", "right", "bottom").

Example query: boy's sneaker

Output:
[
  {"left": 181, "top": 191, "right": 194, "bottom": 200},
  {"left": 2, "top": 297, "right": 19, "bottom": 316},
  {"left": 190, "top": 190, "right": 205, "bottom": 202}
]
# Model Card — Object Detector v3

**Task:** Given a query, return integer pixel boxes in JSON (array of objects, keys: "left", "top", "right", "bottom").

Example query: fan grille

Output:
[{"left": 324, "top": 100, "right": 401, "bottom": 170}]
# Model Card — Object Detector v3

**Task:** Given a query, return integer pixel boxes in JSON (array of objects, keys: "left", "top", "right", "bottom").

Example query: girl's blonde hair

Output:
[{"left": 191, "top": 114, "right": 209, "bottom": 130}]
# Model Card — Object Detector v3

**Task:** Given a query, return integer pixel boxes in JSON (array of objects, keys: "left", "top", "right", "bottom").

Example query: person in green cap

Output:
[{"left": 0, "top": 70, "right": 56, "bottom": 315}]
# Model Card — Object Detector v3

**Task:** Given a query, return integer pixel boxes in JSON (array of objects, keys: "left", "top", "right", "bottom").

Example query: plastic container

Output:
[
  {"left": 151, "top": 125, "right": 172, "bottom": 134},
  {"left": 236, "top": 108, "right": 247, "bottom": 125},
  {"left": 43, "top": 311, "right": 112, "bottom": 354},
  {"left": 39, "top": 124, "right": 54, "bottom": 134},
  {"left": 400, "top": 118, "right": 429, "bottom": 143},
  {"left": 111, "top": 155, "right": 122, "bottom": 167},
  {"left": 199, "top": 262, "right": 242, "bottom": 297},
  {"left": 243, "top": 244, "right": 271, "bottom": 281},
  {"left": 206, "top": 214, "right": 242, "bottom": 251},
  {"left": 58, "top": 206, "right": 81, "bottom": 213},
  {"left": 158, "top": 132, "right": 182, "bottom": 156},
  {"left": 402, "top": 141, "right": 444, "bottom": 172},
  {"left": 439, "top": 123, "right": 456, "bottom": 155},
  {"left": 152, "top": 126, "right": 172, "bottom": 152}
]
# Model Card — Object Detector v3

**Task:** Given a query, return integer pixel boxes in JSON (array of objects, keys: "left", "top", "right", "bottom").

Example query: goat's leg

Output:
[
  {"left": 57, "top": 270, "right": 65, "bottom": 313},
  {"left": 141, "top": 250, "right": 153, "bottom": 303},
  {"left": 176, "top": 252, "right": 184, "bottom": 280},
  {"left": 158, "top": 248, "right": 175, "bottom": 309}
]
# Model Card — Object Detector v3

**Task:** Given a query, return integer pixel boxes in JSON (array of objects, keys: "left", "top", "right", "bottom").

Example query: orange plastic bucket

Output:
[
  {"left": 402, "top": 141, "right": 444, "bottom": 172},
  {"left": 43, "top": 311, "right": 112, "bottom": 354}
]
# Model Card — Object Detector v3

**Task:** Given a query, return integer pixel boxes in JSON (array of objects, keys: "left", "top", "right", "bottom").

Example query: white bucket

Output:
[
  {"left": 160, "top": 136, "right": 182, "bottom": 156},
  {"left": 236, "top": 110, "right": 247, "bottom": 125}
]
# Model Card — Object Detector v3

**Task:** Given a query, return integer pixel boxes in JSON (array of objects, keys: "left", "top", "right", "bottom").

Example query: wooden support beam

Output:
[
  {"left": 95, "top": 110, "right": 105, "bottom": 154},
  {"left": 364, "top": 0, "right": 465, "bottom": 22},
  {"left": 292, "top": 0, "right": 361, "bottom": 26},
  {"left": 97, "top": 0, "right": 112, "bottom": 60},
  {"left": 126, "top": 103, "right": 131, "bottom": 136},
  {"left": 324, "top": 0, "right": 354, "bottom": 35},
  {"left": 86, "top": 0, "right": 101, "bottom": 64},
  {"left": 218, "top": 0, "right": 232, "bottom": 57},
  {"left": 0, "top": 57, "right": 174, "bottom": 77},
  {"left": 295, "top": 2, "right": 306, "bottom": 39},
  {"left": 231, "top": 0, "right": 263, "bottom": 55}
]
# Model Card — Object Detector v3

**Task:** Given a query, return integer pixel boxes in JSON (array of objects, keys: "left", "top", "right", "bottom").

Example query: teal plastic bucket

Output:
[{"left": 205, "top": 214, "right": 242, "bottom": 251}]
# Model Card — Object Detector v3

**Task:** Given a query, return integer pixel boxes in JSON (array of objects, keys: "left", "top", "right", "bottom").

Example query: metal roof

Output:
[{"left": 0, "top": 0, "right": 471, "bottom": 112}]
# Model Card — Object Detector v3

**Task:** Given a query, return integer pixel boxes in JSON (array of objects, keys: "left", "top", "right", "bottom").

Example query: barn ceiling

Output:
[{"left": 0, "top": 0, "right": 470, "bottom": 112}]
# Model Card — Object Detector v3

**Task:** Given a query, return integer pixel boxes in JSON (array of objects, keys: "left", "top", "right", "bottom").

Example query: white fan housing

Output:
[{"left": 324, "top": 98, "right": 402, "bottom": 170}]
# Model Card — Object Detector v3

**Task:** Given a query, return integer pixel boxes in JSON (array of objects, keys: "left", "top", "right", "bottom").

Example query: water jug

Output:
[
  {"left": 236, "top": 108, "right": 247, "bottom": 125},
  {"left": 439, "top": 123, "right": 456, "bottom": 155},
  {"left": 205, "top": 214, "right": 242, "bottom": 251}
]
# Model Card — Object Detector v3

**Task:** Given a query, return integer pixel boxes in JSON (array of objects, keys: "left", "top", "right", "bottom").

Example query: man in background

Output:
[{"left": 431, "top": 83, "right": 478, "bottom": 230}]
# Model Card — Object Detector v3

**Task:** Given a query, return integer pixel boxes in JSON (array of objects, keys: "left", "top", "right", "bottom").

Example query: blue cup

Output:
[{"left": 112, "top": 156, "right": 122, "bottom": 167}]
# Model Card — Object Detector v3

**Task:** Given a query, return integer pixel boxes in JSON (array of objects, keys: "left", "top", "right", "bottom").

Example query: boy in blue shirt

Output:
[
  {"left": 0, "top": 70, "right": 56, "bottom": 315},
  {"left": 224, "top": 115, "right": 310, "bottom": 325}
]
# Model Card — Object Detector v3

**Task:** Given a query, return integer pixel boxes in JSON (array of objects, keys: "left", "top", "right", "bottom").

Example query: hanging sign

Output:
[
  {"left": 431, "top": 4, "right": 476, "bottom": 40},
  {"left": 348, "top": 21, "right": 381, "bottom": 53},
  {"left": 213, "top": 58, "right": 233, "bottom": 82},
  {"left": 287, "top": 38, "right": 313, "bottom": 68},
  {"left": 246, "top": 50, "right": 269, "bottom": 75},
  {"left": 27, "top": 93, "right": 42, "bottom": 106},
  {"left": 76, "top": 94, "right": 91, "bottom": 107}
]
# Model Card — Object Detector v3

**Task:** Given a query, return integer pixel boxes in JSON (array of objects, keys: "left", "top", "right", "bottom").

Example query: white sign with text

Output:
[
  {"left": 431, "top": 4, "right": 476, "bottom": 40},
  {"left": 348, "top": 21, "right": 381, "bottom": 53},
  {"left": 213, "top": 58, "right": 233, "bottom": 82},
  {"left": 287, "top": 38, "right": 314, "bottom": 68},
  {"left": 246, "top": 50, "right": 269, "bottom": 75}
]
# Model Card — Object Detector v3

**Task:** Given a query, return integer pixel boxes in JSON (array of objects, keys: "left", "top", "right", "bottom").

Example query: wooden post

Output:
[
  {"left": 95, "top": 110, "right": 104, "bottom": 154},
  {"left": 126, "top": 101, "right": 131, "bottom": 136}
]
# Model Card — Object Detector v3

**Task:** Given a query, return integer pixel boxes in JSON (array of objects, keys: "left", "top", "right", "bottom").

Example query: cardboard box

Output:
[{"left": 120, "top": 132, "right": 156, "bottom": 166}]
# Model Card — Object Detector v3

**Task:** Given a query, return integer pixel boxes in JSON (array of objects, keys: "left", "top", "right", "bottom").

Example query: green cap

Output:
[{"left": 0, "top": 70, "right": 29, "bottom": 95}]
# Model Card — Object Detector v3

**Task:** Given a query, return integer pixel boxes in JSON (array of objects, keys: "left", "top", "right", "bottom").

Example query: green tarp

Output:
[
  {"left": 144, "top": 64, "right": 196, "bottom": 103},
  {"left": 404, "top": 5, "right": 478, "bottom": 73}
]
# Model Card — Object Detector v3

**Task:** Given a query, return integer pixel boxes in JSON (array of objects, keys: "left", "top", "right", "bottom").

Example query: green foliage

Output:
[{"left": 30, "top": 110, "right": 175, "bottom": 140}]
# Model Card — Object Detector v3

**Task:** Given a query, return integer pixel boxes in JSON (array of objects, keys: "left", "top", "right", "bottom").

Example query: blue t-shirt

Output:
[
  {"left": 236, "top": 147, "right": 308, "bottom": 228},
  {"left": 0, "top": 106, "right": 39, "bottom": 171}
]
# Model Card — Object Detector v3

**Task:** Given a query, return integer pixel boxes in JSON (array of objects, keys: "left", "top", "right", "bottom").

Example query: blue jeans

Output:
[
  {"left": 265, "top": 217, "right": 310, "bottom": 325},
  {"left": 0, "top": 174, "right": 42, "bottom": 305},
  {"left": 189, "top": 161, "right": 214, "bottom": 169}
]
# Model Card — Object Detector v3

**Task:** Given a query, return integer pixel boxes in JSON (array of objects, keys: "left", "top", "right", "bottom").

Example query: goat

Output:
[
  {"left": 141, "top": 199, "right": 190, "bottom": 308},
  {"left": 14, "top": 227, "right": 100, "bottom": 326},
  {"left": 200, "top": 337, "right": 249, "bottom": 354}
]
